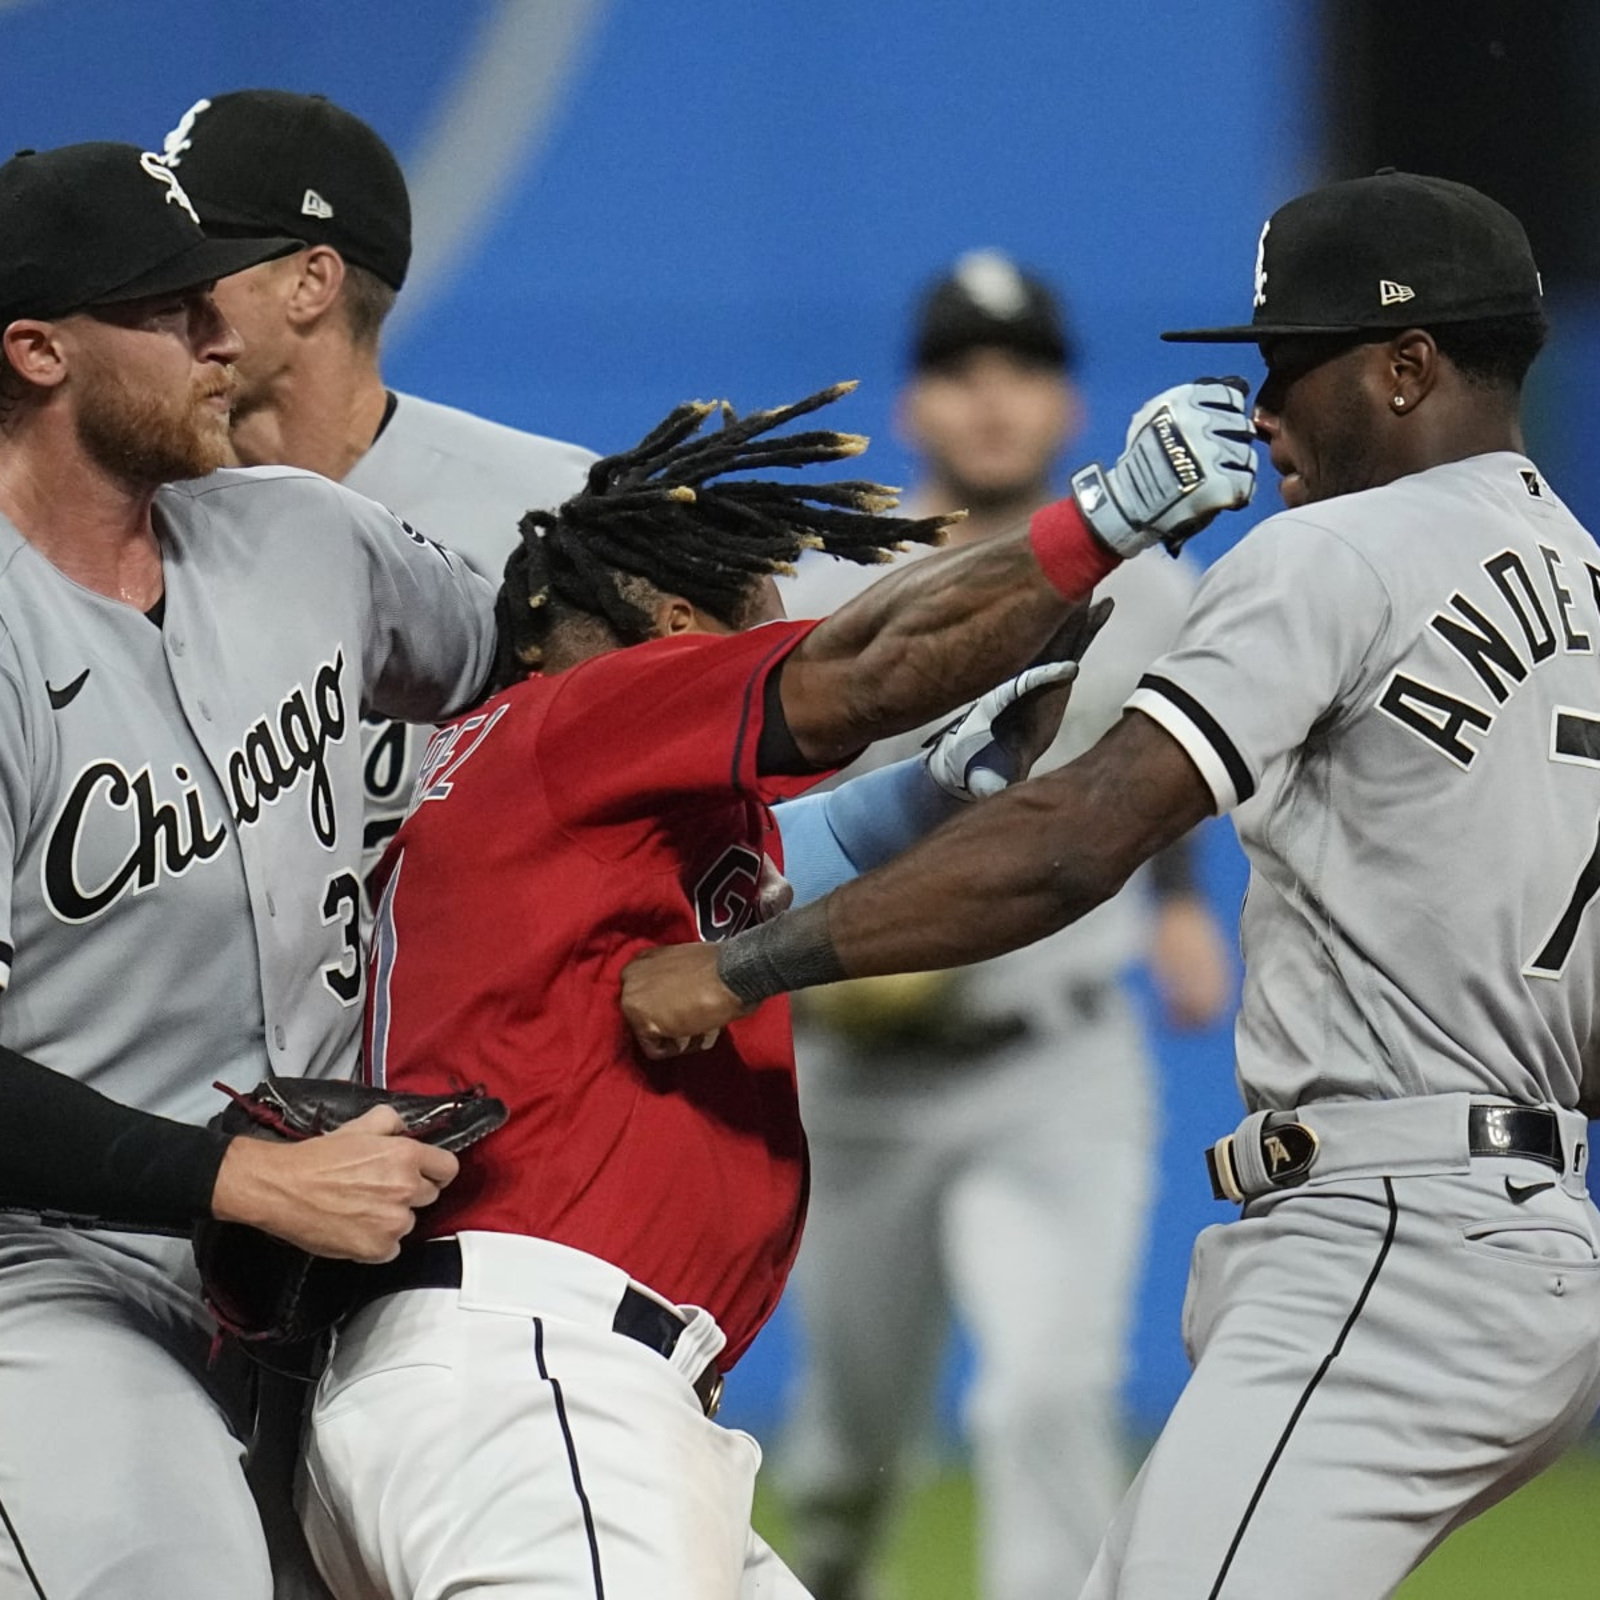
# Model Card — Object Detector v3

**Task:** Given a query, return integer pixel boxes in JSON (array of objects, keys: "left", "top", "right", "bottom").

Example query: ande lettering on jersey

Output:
[
  {"left": 1377, "top": 544, "right": 1600, "bottom": 768},
  {"left": 42, "top": 654, "right": 349, "bottom": 924}
]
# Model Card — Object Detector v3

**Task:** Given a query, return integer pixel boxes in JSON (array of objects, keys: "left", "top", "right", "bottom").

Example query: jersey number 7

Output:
[{"left": 1525, "top": 707, "right": 1600, "bottom": 979}]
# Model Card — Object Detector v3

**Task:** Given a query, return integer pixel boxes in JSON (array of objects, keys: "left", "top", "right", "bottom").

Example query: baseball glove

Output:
[{"left": 193, "top": 1072, "right": 507, "bottom": 1349}]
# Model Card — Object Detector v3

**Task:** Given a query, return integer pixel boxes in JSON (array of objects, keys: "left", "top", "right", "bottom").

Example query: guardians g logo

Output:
[{"left": 691, "top": 844, "right": 792, "bottom": 942}]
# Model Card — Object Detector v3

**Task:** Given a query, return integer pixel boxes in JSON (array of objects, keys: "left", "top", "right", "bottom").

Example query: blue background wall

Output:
[{"left": 3, "top": 0, "right": 1589, "bottom": 1444}]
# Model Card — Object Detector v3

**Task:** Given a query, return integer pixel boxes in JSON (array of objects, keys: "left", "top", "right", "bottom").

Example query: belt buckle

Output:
[
  {"left": 1206, "top": 1118, "right": 1320, "bottom": 1203},
  {"left": 698, "top": 1364, "right": 725, "bottom": 1420},
  {"left": 1262, "top": 1121, "right": 1319, "bottom": 1186}
]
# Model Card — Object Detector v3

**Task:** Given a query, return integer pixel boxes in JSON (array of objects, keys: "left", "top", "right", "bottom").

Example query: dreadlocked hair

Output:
[{"left": 492, "top": 381, "right": 955, "bottom": 686}]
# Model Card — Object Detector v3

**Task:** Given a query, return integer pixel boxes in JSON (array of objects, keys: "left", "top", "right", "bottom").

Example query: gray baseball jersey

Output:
[
  {"left": 1128, "top": 451, "right": 1600, "bottom": 1112},
  {"left": 344, "top": 391, "right": 595, "bottom": 887},
  {"left": 0, "top": 464, "right": 496, "bottom": 1600},
  {"left": 0, "top": 465, "right": 495, "bottom": 1126}
]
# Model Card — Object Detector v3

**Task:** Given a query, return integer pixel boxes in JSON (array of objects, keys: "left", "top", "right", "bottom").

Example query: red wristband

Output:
[{"left": 1028, "top": 498, "right": 1120, "bottom": 599}]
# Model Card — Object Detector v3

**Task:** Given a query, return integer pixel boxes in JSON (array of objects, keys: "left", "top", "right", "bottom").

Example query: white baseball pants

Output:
[{"left": 300, "top": 1230, "right": 811, "bottom": 1600}]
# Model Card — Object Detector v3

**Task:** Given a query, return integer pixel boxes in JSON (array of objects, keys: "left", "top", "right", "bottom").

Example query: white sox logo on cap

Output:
[
  {"left": 1251, "top": 219, "right": 1270, "bottom": 309},
  {"left": 159, "top": 97, "right": 211, "bottom": 168},
  {"left": 137, "top": 151, "right": 200, "bottom": 226},
  {"left": 952, "top": 249, "right": 1030, "bottom": 319}
]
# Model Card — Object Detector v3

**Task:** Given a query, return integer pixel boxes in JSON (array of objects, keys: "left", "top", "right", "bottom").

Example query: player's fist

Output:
[
  {"left": 211, "top": 1109, "right": 460, "bottom": 1263},
  {"left": 622, "top": 943, "right": 747, "bottom": 1059},
  {"left": 1070, "top": 377, "right": 1257, "bottom": 558}
]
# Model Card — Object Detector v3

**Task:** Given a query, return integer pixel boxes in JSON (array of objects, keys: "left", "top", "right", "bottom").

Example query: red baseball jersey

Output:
[{"left": 365, "top": 619, "right": 827, "bottom": 1364}]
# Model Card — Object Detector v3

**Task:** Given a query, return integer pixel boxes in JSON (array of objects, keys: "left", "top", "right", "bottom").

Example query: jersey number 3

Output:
[
  {"left": 320, "top": 870, "right": 363, "bottom": 1005},
  {"left": 1526, "top": 708, "right": 1600, "bottom": 979}
]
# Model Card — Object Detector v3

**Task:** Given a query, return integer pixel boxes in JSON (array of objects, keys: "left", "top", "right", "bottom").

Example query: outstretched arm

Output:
[
  {"left": 774, "top": 610, "right": 1102, "bottom": 901},
  {"left": 622, "top": 711, "right": 1213, "bottom": 1054},
  {"left": 814, "top": 712, "right": 1213, "bottom": 970},
  {"left": 778, "top": 381, "right": 1255, "bottom": 765}
]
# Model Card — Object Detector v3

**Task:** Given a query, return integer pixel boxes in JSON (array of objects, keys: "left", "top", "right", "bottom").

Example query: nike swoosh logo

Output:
[
  {"left": 45, "top": 668, "right": 90, "bottom": 710},
  {"left": 1505, "top": 1177, "right": 1556, "bottom": 1203}
]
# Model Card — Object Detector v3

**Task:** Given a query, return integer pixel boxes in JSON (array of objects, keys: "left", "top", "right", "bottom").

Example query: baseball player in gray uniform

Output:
[
  {"left": 155, "top": 90, "right": 596, "bottom": 896},
  {"left": 0, "top": 142, "right": 497, "bottom": 1600},
  {"left": 622, "top": 170, "right": 1600, "bottom": 1598},
  {"left": 778, "top": 253, "right": 1230, "bottom": 1600}
]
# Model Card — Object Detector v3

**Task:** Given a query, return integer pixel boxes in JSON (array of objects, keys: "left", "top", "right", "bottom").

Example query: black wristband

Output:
[{"left": 715, "top": 904, "right": 847, "bottom": 1006}]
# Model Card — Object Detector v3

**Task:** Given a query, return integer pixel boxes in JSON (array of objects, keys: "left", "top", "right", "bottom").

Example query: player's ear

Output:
[
  {"left": 1384, "top": 328, "right": 1437, "bottom": 412},
  {"left": 1, "top": 320, "right": 68, "bottom": 392},
  {"left": 285, "top": 245, "right": 348, "bottom": 331},
  {"left": 655, "top": 595, "right": 698, "bottom": 637}
]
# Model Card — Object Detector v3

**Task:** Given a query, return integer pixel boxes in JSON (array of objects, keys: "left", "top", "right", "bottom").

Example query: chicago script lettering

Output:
[
  {"left": 44, "top": 761, "right": 229, "bottom": 922},
  {"left": 225, "top": 653, "right": 347, "bottom": 846}
]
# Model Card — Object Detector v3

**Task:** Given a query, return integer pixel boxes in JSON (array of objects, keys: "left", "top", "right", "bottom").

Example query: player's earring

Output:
[{"left": 1392, "top": 395, "right": 1406, "bottom": 409}]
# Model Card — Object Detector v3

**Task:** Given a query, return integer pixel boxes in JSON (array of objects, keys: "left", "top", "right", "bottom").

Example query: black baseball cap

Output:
[
  {"left": 159, "top": 90, "right": 411, "bottom": 290},
  {"left": 1163, "top": 170, "right": 1543, "bottom": 343},
  {"left": 0, "top": 142, "right": 300, "bottom": 328},
  {"left": 911, "top": 249, "right": 1074, "bottom": 370}
]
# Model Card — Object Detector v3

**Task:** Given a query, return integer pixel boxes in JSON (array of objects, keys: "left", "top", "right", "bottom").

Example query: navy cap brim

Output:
[
  {"left": 1161, "top": 321, "right": 1368, "bottom": 343},
  {"left": 90, "top": 232, "right": 303, "bottom": 308}
]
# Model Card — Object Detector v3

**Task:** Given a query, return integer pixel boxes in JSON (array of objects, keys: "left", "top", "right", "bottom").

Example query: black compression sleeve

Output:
[{"left": 0, "top": 1046, "right": 231, "bottom": 1233}]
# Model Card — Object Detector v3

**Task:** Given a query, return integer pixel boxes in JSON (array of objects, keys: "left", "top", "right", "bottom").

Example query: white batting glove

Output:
[
  {"left": 1070, "top": 377, "right": 1257, "bottom": 558},
  {"left": 924, "top": 659, "right": 1081, "bottom": 801}
]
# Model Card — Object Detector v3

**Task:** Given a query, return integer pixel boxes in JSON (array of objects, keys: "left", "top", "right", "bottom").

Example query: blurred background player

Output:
[
  {"left": 156, "top": 89, "right": 596, "bottom": 895},
  {"left": 777, "top": 251, "right": 1234, "bottom": 1600}
]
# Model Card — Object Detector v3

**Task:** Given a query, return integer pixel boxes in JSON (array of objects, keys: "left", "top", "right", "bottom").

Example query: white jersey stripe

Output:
[{"left": 1127, "top": 678, "right": 1246, "bottom": 813}]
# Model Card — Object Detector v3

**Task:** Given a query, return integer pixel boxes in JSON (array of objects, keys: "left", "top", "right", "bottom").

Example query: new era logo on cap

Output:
[
  {"left": 301, "top": 188, "right": 333, "bottom": 220},
  {"left": 1379, "top": 279, "right": 1415, "bottom": 306}
]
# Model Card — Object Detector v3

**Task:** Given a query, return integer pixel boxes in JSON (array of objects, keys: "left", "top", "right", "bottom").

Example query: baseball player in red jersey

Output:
[{"left": 296, "top": 379, "right": 1254, "bottom": 1599}]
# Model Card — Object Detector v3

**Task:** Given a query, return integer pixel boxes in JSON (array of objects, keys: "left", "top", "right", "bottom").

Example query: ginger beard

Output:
[{"left": 73, "top": 351, "right": 236, "bottom": 486}]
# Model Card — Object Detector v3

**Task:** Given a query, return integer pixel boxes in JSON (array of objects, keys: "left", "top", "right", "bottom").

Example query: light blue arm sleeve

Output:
[{"left": 775, "top": 756, "right": 961, "bottom": 906}]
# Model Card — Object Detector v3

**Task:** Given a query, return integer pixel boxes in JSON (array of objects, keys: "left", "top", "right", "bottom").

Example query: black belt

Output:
[
  {"left": 1206, "top": 1104, "right": 1568, "bottom": 1203},
  {"left": 1466, "top": 1104, "right": 1566, "bottom": 1170},
  {"left": 347, "top": 1238, "right": 724, "bottom": 1418}
]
